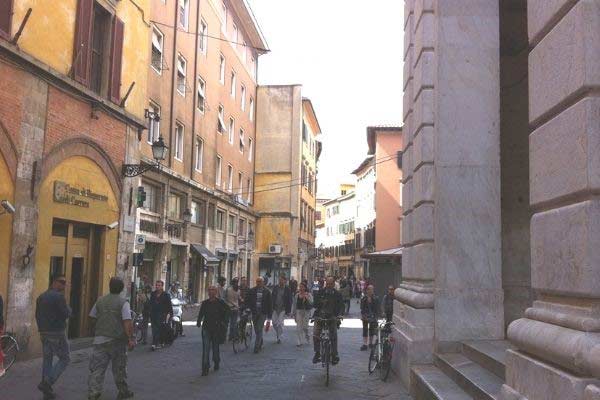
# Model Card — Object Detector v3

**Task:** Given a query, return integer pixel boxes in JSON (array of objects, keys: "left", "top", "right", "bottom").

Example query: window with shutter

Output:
[
  {"left": 73, "top": 0, "right": 94, "bottom": 85},
  {"left": 109, "top": 17, "right": 124, "bottom": 104},
  {"left": 0, "top": 0, "right": 13, "bottom": 39}
]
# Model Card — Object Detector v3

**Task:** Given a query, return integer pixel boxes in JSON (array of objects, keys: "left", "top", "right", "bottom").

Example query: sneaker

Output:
[
  {"left": 332, "top": 355, "right": 340, "bottom": 365},
  {"left": 38, "top": 381, "right": 55, "bottom": 396},
  {"left": 276, "top": 338, "right": 281, "bottom": 344},
  {"left": 151, "top": 345, "right": 156, "bottom": 351},
  {"left": 296, "top": 343, "right": 302, "bottom": 347},
  {"left": 360, "top": 345, "right": 368, "bottom": 351},
  {"left": 214, "top": 363, "right": 220, "bottom": 371},
  {"left": 201, "top": 369, "right": 209, "bottom": 376},
  {"left": 117, "top": 390, "right": 135, "bottom": 399},
  {"left": 312, "top": 353, "right": 321, "bottom": 364}
]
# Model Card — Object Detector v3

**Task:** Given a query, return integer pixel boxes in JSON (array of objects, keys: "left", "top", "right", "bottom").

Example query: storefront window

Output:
[
  {"left": 52, "top": 219, "right": 68, "bottom": 237},
  {"left": 168, "top": 193, "right": 182, "bottom": 219}
]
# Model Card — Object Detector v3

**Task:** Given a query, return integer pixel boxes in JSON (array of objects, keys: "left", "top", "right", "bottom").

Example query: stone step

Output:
[
  {"left": 435, "top": 353, "right": 504, "bottom": 400},
  {"left": 461, "top": 340, "right": 513, "bottom": 380},
  {"left": 412, "top": 364, "right": 472, "bottom": 400}
]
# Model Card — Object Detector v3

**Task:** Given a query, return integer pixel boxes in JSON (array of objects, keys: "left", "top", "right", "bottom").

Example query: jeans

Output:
[
  {"left": 141, "top": 318, "right": 149, "bottom": 343},
  {"left": 88, "top": 340, "right": 129, "bottom": 398},
  {"left": 252, "top": 313, "right": 266, "bottom": 351},
  {"left": 228, "top": 309, "right": 239, "bottom": 340},
  {"left": 151, "top": 319, "right": 162, "bottom": 346},
  {"left": 272, "top": 310, "right": 286, "bottom": 340},
  {"left": 41, "top": 333, "right": 70, "bottom": 385},
  {"left": 313, "top": 320, "right": 338, "bottom": 357},
  {"left": 201, "top": 329, "right": 220, "bottom": 371},
  {"left": 344, "top": 300, "right": 351, "bottom": 314},
  {"left": 295, "top": 310, "right": 310, "bottom": 345}
]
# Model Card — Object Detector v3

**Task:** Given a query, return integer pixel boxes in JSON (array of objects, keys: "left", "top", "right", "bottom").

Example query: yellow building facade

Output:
[{"left": 0, "top": 0, "right": 149, "bottom": 356}]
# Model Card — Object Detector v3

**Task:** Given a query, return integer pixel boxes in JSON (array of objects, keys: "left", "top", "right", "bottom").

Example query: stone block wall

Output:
[{"left": 502, "top": 1, "right": 600, "bottom": 399}]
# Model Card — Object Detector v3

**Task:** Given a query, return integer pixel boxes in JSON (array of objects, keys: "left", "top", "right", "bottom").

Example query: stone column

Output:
[
  {"left": 6, "top": 75, "right": 47, "bottom": 351},
  {"left": 502, "top": 2, "right": 600, "bottom": 399},
  {"left": 394, "top": 0, "right": 503, "bottom": 387},
  {"left": 433, "top": 0, "right": 504, "bottom": 351},
  {"left": 393, "top": 0, "right": 436, "bottom": 387}
]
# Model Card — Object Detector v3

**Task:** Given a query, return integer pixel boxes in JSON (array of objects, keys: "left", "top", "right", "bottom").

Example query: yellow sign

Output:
[{"left": 53, "top": 181, "right": 108, "bottom": 208}]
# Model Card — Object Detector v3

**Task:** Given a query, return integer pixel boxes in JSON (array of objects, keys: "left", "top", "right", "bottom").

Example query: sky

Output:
[{"left": 247, "top": 0, "right": 404, "bottom": 199}]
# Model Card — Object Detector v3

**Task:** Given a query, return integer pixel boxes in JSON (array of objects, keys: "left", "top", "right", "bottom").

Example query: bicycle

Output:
[
  {"left": 232, "top": 308, "right": 253, "bottom": 354},
  {"left": 0, "top": 332, "right": 19, "bottom": 377},
  {"left": 312, "top": 316, "right": 342, "bottom": 387},
  {"left": 368, "top": 320, "right": 395, "bottom": 381},
  {"left": 133, "top": 313, "right": 145, "bottom": 342}
]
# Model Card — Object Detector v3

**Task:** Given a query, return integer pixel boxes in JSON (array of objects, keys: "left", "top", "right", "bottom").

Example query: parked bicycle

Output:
[
  {"left": 232, "top": 308, "right": 253, "bottom": 353},
  {"left": 311, "top": 316, "right": 342, "bottom": 386},
  {"left": 133, "top": 312, "right": 145, "bottom": 342},
  {"left": 0, "top": 332, "right": 19, "bottom": 378},
  {"left": 368, "top": 320, "right": 395, "bottom": 381}
]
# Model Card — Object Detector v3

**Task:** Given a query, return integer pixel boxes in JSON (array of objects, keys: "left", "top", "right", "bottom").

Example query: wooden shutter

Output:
[
  {"left": 0, "top": 0, "right": 13, "bottom": 39},
  {"left": 109, "top": 17, "right": 124, "bottom": 104},
  {"left": 73, "top": 0, "right": 93, "bottom": 85}
]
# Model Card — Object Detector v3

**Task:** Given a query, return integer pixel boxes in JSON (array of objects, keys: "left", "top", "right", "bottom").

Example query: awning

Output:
[
  {"left": 191, "top": 243, "right": 221, "bottom": 265},
  {"left": 216, "top": 249, "right": 238, "bottom": 260},
  {"left": 363, "top": 246, "right": 403, "bottom": 258}
]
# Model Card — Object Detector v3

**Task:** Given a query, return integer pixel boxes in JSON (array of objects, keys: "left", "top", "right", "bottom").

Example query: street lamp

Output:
[{"left": 122, "top": 136, "right": 169, "bottom": 177}]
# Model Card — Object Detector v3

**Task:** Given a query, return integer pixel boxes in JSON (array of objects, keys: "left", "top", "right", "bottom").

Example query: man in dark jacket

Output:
[
  {"left": 35, "top": 274, "right": 71, "bottom": 399},
  {"left": 312, "top": 276, "right": 344, "bottom": 365},
  {"left": 149, "top": 280, "right": 173, "bottom": 350},
  {"left": 245, "top": 277, "right": 273, "bottom": 353},
  {"left": 271, "top": 274, "right": 292, "bottom": 344},
  {"left": 197, "top": 285, "right": 229, "bottom": 376},
  {"left": 382, "top": 285, "right": 395, "bottom": 322},
  {"left": 87, "top": 277, "right": 135, "bottom": 400}
]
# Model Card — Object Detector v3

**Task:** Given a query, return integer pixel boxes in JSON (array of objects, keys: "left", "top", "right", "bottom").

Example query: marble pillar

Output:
[{"left": 502, "top": 1, "right": 600, "bottom": 399}]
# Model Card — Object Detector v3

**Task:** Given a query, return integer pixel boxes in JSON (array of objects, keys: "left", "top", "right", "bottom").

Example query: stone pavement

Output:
[{"left": 0, "top": 302, "right": 411, "bottom": 400}]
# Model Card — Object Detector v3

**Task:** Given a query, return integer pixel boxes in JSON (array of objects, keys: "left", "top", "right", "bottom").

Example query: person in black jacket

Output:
[
  {"left": 35, "top": 274, "right": 72, "bottom": 399},
  {"left": 312, "top": 276, "right": 344, "bottom": 365},
  {"left": 149, "top": 280, "right": 173, "bottom": 351},
  {"left": 382, "top": 285, "right": 395, "bottom": 323},
  {"left": 360, "top": 285, "right": 380, "bottom": 351},
  {"left": 244, "top": 277, "right": 273, "bottom": 353},
  {"left": 197, "top": 286, "right": 229, "bottom": 376},
  {"left": 271, "top": 274, "right": 292, "bottom": 344}
]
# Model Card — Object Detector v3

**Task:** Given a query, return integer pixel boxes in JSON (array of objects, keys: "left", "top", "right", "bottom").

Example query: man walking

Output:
[
  {"left": 149, "top": 280, "right": 173, "bottom": 351},
  {"left": 245, "top": 277, "right": 273, "bottom": 353},
  {"left": 224, "top": 278, "right": 241, "bottom": 341},
  {"left": 289, "top": 276, "right": 298, "bottom": 296},
  {"left": 271, "top": 275, "right": 292, "bottom": 343},
  {"left": 197, "top": 286, "right": 229, "bottom": 376},
  {"left": 87, "top": 277, "right": 135, "bottom": 400},
  {"left": 217, "top": 276, "right": 227, "bottom": 300},
  {"left": 35, "top": 274, "right": 71, "bottom": 399}
]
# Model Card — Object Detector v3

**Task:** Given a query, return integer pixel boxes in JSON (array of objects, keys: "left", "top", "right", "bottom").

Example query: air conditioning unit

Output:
[{"left": 269, "top": 244, "right": 282, "bottom": 254}]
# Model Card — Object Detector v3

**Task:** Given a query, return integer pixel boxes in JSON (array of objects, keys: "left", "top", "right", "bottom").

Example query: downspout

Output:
[{"left": 190, "top": 0, "right": 201, "bottom": 179}]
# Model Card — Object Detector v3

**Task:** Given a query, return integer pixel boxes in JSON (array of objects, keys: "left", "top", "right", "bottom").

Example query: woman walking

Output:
[
  {"left": 360, "top": 285, "right": 380, "bottom": 351},
  {"left": 293, "top": 282, "right": 313, "bottom": 347}
]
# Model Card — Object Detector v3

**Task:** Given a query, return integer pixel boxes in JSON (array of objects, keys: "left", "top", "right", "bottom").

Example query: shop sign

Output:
[{"left": 53, "top": 181, "right": 108, "bottom": 208}]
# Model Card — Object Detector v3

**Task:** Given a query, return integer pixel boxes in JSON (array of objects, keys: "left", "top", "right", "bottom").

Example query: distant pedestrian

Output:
[
  {"left": 0, "top": 293, "right": 4, "bottom": 378},
  {"left": 339, "top": 280, "right": 351, "bottom": 315},
  {"left": 217, "top": 276, "right": 227, "bottom": 300},
  {"left": 293, "top": 282, "right": 313, "bottom": 346},
  {"left": 149, "top": 280, "right": 173, "bottom": 351},
  {"left": 289, "top": 277, "right": 298, "bottom": 296},
  {"left": 239, "top": 277, "right": 249, "bottom": 310},
  {"left": 271, "top": 275, "right": 292, "bottom": 343},
  {"left": 245, "top": 277, "right": 273, "bottom": 353},
  {"left": 197, "top": 286, "right": 229, "bottom": 376},
  {"left": 87, "top": 277, "right": 135, "bottom": 400},
  {"left": 136, "top": 285, "right": 151, "bottom": 345},
  {"left": 360, "top": 285, "right": 380, "bottom": 351},
  {"left": 382, "top": 285, "right": 395, "bottom": 322},
  {"left": 35, "top": 274, "right": 71, "bottom": 399},
  {"left": 224, "top": 278, "right": 241, "bottom": 341}
]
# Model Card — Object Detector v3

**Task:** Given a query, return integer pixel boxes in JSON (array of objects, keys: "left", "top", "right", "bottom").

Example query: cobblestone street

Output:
[{"left": 0, "top": 302, "right": 410, "bottom": 400}]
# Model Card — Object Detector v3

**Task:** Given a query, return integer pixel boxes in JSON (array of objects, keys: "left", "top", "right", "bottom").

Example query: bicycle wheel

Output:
[
  {"left": 134, "top": 322, "right": 144, "bottom": 342},
  {"left": 1, "top": 335, "right": 19, "bottom": 373},
  {"left": 379, "top": 340, "right": 394, "bottom": 381},
  {"left": 368, "top": 340, "right": 380, "bottom": 374},
  {"left": 322, "top": 341, "right": 330, "bottom": 386}
]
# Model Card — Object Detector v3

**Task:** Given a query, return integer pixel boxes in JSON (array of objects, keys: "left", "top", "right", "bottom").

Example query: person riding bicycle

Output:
[{"left": 312, "top": 276, "right": 344, "bottom": 365}]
